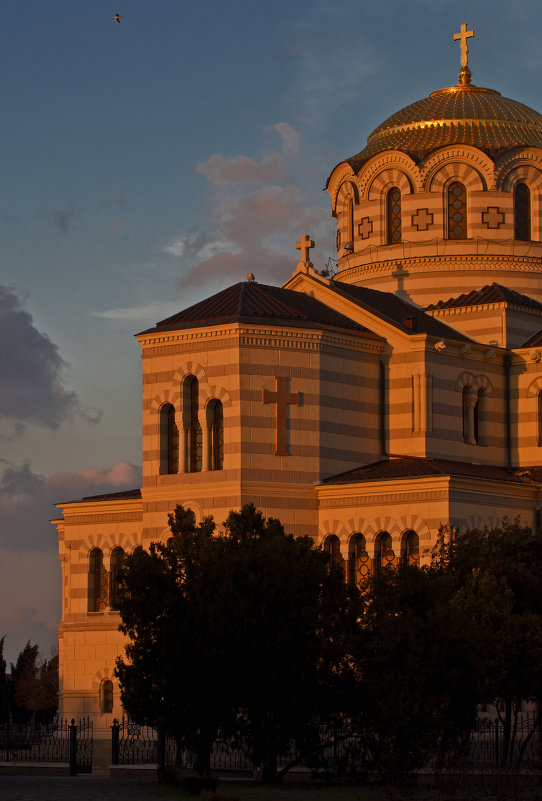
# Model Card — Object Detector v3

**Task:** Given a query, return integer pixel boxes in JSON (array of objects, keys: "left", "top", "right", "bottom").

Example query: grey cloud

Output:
[
  {"left": 0, "top": 459, "right": 142, "bottom": 552},
  {"left": 0, "top": 285, "right": 91, "bottom": 429}
]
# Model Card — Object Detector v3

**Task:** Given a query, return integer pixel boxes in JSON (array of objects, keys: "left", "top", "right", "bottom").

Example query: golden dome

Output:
[{"left": 349, "top": 80, "right": 542, "bottom": 165}]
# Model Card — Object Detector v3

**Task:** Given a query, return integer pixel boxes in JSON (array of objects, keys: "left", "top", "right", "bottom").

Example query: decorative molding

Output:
[
  {"left": 357, "top": 151, "right": 420, "bottom": 200},
  {"left": 455, "top": 372, "right": 494, "bottom": 395},
  {"left": 527, "top": 375, "right": 542, "bottom": 396},
  {"left": 420, "top": 146, "right": 495, "bottom": 191}
]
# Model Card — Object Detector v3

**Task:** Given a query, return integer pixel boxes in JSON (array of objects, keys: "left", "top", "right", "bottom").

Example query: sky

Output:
[{"left": 1, "top": 0, "right": 542, "bottom": 666}]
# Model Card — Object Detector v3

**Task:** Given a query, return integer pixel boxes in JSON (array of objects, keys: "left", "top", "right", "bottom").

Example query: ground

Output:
[{"left": 1, "top": 776, "right": 542, "bottom": 801}]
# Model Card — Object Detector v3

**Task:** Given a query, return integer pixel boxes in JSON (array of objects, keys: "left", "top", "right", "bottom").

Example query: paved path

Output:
[{"left": 0, "top": 775, "right": 164, "bottom": 801}]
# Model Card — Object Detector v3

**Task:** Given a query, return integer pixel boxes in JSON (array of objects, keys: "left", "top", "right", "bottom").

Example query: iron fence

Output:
[
  {"left": 112, "top": 713, "right": 542, "bottom": 776},
  {"left": 0, "top": 717, "right": 93, "bottom": 774}
]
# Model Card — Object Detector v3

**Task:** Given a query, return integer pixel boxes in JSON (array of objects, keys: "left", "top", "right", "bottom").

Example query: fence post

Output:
[
  {"left": 157, "top": 726, "right": 166, "bottom": 770},
  {"left": 111, "top": 719, "right": 120, "bottom": 766},
  {"left": 495, "top": 717, "right": 499, "bottom": 767},
  {"left": 69, "top": 719, "right": 78, "bottom": 776}
]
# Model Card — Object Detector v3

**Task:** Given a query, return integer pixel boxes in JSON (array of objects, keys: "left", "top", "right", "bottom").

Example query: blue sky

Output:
[{"left": 0, "top": 0, "right": 541, "bottom": 665}]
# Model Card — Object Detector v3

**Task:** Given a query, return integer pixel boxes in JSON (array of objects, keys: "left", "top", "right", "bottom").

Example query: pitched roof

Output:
[
  {"left": 139, "top": 281, "right": 380, "bottom": 338},
  {"left": 321, "top": 456, "right": 538, "bottom": 486},
  {"left": 327, "top": 282, "right": 471, "bottom": 340},
  {"left": 522, "top": 328, "right": 542, "bottom": 348},
  {"left": 425, "top": 283, "right": 542, "bottom": 312},
  {"left": 79, "top": 488, "right": 141, "bottom": 502}
]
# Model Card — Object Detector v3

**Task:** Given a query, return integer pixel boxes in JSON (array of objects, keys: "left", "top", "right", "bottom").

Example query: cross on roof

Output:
[
  {"left": 295, "top": 234, "right": 314, "bottom": 266},
  {"left": 453, "top": 23, "right": 474, "bottom": 70}
]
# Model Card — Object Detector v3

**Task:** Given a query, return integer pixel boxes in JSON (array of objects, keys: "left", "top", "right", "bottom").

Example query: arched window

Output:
[
  {"left": 386, "top": 187, "right": 402, "bottom": 244},
  {"left": 101, "top": 679, "right": 113, "bottom": 714},
  {"left": 474, "top": 388, "right": 486, "bottom": 445},
  {"left": 184, "top": 376, "right": 202, "bottom": 472},
  {"left": 88, "top": 548, "right": 107, "bottom": 612},
  {"left": 159, "top": 403, "right": 178, "bottom": 475},
  {"left": 109, "top": 547, "right": 124, "bottom": 611},
  {"left": 374, "top": 531, "right": 394, "bottom": 575},
  {"left": 345, "top": 196, "right": 354, "bottom": 249},
  {"left": 538, "top": 391, "right": 542, "bottom": 447},
  {"left": 208, "top": 399, "right": 224, "bottom": 471},
  {"left": 447, "top": 182, "right": 467, "bottom": 239},
  {"left": 401, "top": 530, "right": 420, "bottom": 567},
  {"left": 514, "top": 183, "right": 531, "bottom": 241},
  {"left": 324, "top": 535, "right": 344, "bottom": 574},
  {"left": 348, "top": 533, "right": 370, "bottom": 589}
]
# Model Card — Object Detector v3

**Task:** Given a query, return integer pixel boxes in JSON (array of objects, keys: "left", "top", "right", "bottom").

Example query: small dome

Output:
[{"left": 349, "top": 81, "right": 542, "bottom": 165}]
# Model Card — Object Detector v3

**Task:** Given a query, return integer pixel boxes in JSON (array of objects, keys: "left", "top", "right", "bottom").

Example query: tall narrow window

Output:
[
  {"left": 208, "top": 399, "right": 224, "bottom": 471},
  {"left": 447, "top": 182, "right": 467, "bottom": 239},
  {"left": 387, "top": 187, "right": 402, "bottom": 244},
  {"left": 348, "top": 533, "right": 370, "bottom": 589},
  {"left": 88, "top": 548, "right": 106, "bottom": 612},
  {"left": 401, "top": 530, "right": 420, "bottom": 567},
  {"left": 101, "top": 679, "right": 113, "bottom": 714},
  {"left": 159, "top": 403, "right": 178, "bottom": 474},
  {"left": 345, "top": 197, "right": 354, "bottom": 249},
  {"left": 374, "top": 531, "right": 393, "bottom": 575},
  {"left": 184, "top": 376, "right": 202, "bottom": 472},
  {"left": 538, "top": 391, "right": 542, "bottom": 447},
  {"left": 514, "top": 183, "right": 531, "bottom": 241},
  {"left": 109, "top": 547, "right": 124, "bottom": 611}
]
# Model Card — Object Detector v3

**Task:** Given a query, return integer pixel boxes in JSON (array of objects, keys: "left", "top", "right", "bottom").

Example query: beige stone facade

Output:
[{"left": 53, "top": 45, "right": 542, "bottom": 739}]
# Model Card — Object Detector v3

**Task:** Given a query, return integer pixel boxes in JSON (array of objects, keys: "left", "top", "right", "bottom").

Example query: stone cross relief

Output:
[
  {"left": 412, "top": 208, "right": 433, "bottom": 231},
  {"left": 262, "top": 376, "right": 302, "bottom": 456},
  {"left": 482, "top": 207, "right": 505, "bottom": 229},
  {"left": 453, "top": 23, "right": 474, "bottom": 69}
]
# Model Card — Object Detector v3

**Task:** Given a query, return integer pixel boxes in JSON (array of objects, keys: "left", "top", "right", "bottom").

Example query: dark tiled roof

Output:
[
  {"left": 140, "top": 282, "right": 380, "bottom": 338},
  {"left": 426, "top": 283, "right": 542, "bottom": 312},
  {"left": 79, "top": 488, "right": 142, "bottom": 502},
  {"left": 329, "top": 282, "right": 471, "bottom": 340},
  {"left": 321, "top": 456, "right": 539, "bottom": 486},
  {"left": 522, "top": 328, "right": 542, "bottom": 348}
]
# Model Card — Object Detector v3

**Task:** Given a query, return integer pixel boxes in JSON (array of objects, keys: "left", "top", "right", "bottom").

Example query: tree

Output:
[
  {"left": 434, "top": 520, "right": 542, "bottom": 763},
  {"left": 10, "top": 643, "right": 58, "bottom": 725},
  {"left": 0, "top": 637, "right": 8, "bottom": 723},
  {"left": 116, "top": 504, "right": 360, "bottom": 780}
]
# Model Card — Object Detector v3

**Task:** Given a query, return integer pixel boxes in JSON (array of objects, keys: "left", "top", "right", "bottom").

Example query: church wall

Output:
[{"left": 513, "top": 352, "right": 542, "bottom": 466}]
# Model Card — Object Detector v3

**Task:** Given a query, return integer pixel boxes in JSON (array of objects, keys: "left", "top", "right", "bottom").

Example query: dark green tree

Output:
[
  {"left": 0, "top": 637, "right": 8, "bottom": 723},
  {"left": 10, "top": 641, "right": 40, "bottom": 724},
  {"left": 115, "top": 504, "right": 360, "bottom": 780}
]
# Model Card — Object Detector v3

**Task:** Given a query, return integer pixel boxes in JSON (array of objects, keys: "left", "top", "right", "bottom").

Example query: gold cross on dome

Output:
[
  {"left": 453, "top": 23, "right": 474, "bottom": 69},
  {"left": 295, "top": 234, "right": 314, "bottom": 265}
]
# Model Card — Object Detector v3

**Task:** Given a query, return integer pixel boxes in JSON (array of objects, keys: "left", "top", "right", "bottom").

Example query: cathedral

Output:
[{"left": 53, "top": 25, "right": 542, "bottom": 738}]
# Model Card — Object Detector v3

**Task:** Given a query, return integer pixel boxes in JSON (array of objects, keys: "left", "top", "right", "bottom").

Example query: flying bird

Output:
[{"left": 114, "top": 14, "right": 123, "bottom": 23}]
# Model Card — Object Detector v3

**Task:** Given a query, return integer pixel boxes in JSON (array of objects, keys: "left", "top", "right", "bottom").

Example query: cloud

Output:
[
  {"left": 0, "top": 459, "right": 142, "bottom": 552},
  {"left": 173, "top": 123, "right": 331, "bottom": 289},
  {"left": 92, "top": 300, "right": 184, "bottom": 322},
  {"left": 0, "top": 286, "right": 98, "bottom": 432}
]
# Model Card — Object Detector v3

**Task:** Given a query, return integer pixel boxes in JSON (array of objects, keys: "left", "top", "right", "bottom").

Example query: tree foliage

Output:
[
  {"left": 116, "top": 504, "right": 360, "bottom": 779},
  {"left": 9, "top": 642, "right": 58, "bottom": 724}
]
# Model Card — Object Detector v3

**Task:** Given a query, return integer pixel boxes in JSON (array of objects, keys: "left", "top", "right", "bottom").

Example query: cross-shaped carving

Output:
[
  {"left": 482, "top": 207, "right": 505, "bottom": 229},
  {"left": 453, "top": 23, "right": 474, "bottom": 69},
  {"left": 412, "top": 208, "right": 434, "bottom": 231},
  {"left": 262, "top": 376, "right": 301, "bottom": 456},
  {"left": 358, "top": 217, "right": 373, "bottom": 239},
  {"left": 295, "top": 235, "right": 314, "bottom": 265}
]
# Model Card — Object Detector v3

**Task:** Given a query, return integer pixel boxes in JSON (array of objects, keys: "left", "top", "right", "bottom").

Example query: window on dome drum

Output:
[
  {"left": 109, "top": 547, "right": 124, "bottom": 611},
  {"left": 324, "top": 535, "right": 344, "bottom": 573},
  {"left": 88, "top": 548, "right": 107, "bottom": 612},
  {"left": 374, "top": 531, "right": 394, "bottom": 575},
  {"left": 538, "top": 391, "right": 542, "bottom": 447},
  {"left": 514, "top": 183, "right": 531, "bottom": 241},
  {"left": 208, "top": 399, "right": 224, "bottom": 471},
  {"left": 101, "top": 679, "right": 113, "bottom": 714},
  {"left": 159, "top": 403, "right": 178, "bottom": 475},
  {"left": 447, "top": 182, "right": 467, "bottom": 239},
  {"left": 401, "top": 530, "right": 420, "bottom": 567},
  {"left": 184, "top": 376, "right": 202, "bottom": 472},
  {"left": 463, "top": 386, "right": 485, "bottom": 445},
  {"left": 348, "top": 533, "right": 370, "bottom": 589},
  {"left": 345, "top": 197, "right": 354, "bottom": 248},
  {"left": 386, "top": 187, "right": 402, "bottom": 244}
]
